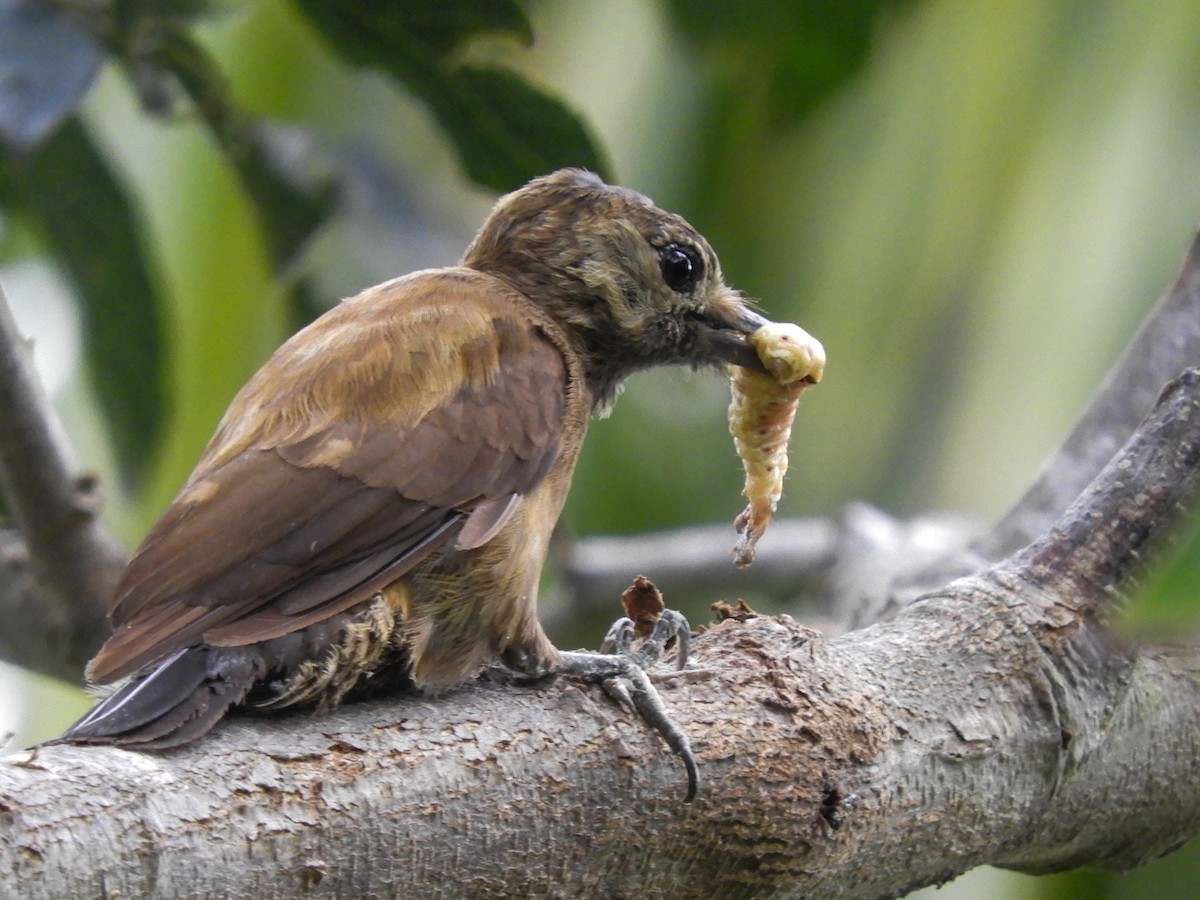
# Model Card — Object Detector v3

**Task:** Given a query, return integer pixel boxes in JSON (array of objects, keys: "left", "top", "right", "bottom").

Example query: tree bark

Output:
[
  {"left": 4, "top": 360, "right": 1200, "bottom": 898},
  {"left": 0, "top": 283, "right": 120, "bottom": 682}
]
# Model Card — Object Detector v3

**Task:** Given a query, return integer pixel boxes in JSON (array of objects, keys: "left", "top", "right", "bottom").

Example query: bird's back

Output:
[{"left": 67, "top": 268, "right": 584, "bottom": 746}]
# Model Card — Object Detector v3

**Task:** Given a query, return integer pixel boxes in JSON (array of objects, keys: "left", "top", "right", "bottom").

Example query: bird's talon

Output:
[
  {"left": 628, "top": 608, "right": 692, "bottom": 671},
  {"left": 600, "top": 617, "right": 635, "bottom": 655},
  {"left": 601, "top": 675, "right": 635, "bottom": 712},
  {"left": 557, "top": 606, "right": 699, "bottom": 801}
]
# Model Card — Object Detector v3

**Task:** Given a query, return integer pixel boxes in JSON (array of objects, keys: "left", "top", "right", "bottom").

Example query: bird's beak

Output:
[{"left": 697, "top": 289, "right": 772, "bottom": 373}]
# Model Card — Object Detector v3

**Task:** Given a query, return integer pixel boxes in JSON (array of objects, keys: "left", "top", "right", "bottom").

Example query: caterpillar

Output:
[{"left": 729, "top": 322, "right": 825, "bottom": 567}]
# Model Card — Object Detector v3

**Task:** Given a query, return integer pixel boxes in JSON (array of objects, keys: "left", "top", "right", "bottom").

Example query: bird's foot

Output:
[{"left": 558, "top": 608, "right": 698, "bottom": 801}]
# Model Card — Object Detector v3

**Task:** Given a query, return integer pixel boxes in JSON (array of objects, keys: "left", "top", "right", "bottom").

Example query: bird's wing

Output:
[{"left": 87, "top": 269, "right": 570, "bottom": 683}]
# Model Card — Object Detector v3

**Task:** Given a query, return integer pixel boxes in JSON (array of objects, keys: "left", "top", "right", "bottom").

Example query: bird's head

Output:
[{"left": 462, "top": 169, "right": 770, "bottom": 410}]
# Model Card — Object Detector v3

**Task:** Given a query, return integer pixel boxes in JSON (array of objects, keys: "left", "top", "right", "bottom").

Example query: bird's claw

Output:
[
  {"left": 600, "top": 608, "right": 691, "bottom": 671},
  {"left": 599, "top": 617, "right": 635, "bottom": 656},
  {"left": 559, "top": 608, "right": 698, "bottom": 802}
]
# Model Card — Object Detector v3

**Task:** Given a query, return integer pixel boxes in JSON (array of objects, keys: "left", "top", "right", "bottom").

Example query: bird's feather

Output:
[{"left": 86, "top": 269, "right": 568, "bottom": 684}]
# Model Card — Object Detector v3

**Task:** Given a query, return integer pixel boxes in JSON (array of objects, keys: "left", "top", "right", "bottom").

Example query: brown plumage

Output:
[{"left": 63, "top": 169, "right": 772, "bottom": 755}]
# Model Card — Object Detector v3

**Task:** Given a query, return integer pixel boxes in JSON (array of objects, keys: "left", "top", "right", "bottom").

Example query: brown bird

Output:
[{"left": 63, "top": 169, "right": 771, "bottom": 797}]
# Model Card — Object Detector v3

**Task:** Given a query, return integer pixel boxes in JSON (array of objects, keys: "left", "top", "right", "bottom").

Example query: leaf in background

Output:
[
  {"left": 427, "top": 66, "right": 607, "bottom": 190},
  {"left": 110, "top": 0, "right": 211, "bottom": 31},
  {"left": 291, "top": 0, "right": 608, "bottom": 191},
  {"left": 240, "top": 121, "right": 339, "bottom": 272},
  {"left": 0, "top": 3, "right": 333, "bottom": 490},
  {"left": 289, "top": 0, "right": 532, "bottom": 76},
  {"left": 663, "top": 0, "right": 914, "bottom": 125},
  {"left": 1120, "top": 504, "right": 1200, "bottom": 638},
  {"left": 0, "top": 117, "right": 164, "bottom": 489},
  {"left": 144, "top": 30, "right": 337, "bottom": 271},
  {"left": 0, "top": 0, "right": 105, "bottom": 152}
]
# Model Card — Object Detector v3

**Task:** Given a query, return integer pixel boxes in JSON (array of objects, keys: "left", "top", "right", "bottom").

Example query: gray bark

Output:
[
  {"left": 0, "top": 283, "right": 121, "bottom": 682},
  {"left": 3, "top": 361, "right": 1200, "bottom": 897}
]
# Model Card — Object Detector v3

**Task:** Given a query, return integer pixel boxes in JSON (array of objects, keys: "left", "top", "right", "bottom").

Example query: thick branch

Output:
[
  {"left": 4, "top": 368, "right": 1200, "bottom": 898},
  {"left": 2, "top": 610, "right": 1194, "bottom": 897},
  {"left": 0, "top": 283, "right": 124, "bottom": 681}
]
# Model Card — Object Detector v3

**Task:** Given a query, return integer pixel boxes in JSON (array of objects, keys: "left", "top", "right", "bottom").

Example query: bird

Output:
[{"left": 62, "top": 168, "right": 772, "bottom": 797}]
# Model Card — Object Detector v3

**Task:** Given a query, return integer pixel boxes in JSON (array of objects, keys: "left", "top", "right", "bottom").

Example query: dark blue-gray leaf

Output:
[{"left": 0, "top": 0, "right": 105, "bottom": 151}]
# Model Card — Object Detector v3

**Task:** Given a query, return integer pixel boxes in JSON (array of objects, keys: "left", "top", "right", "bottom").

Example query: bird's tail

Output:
[{"left": 59, "top": 646, "right": 263, "bottom": 749}]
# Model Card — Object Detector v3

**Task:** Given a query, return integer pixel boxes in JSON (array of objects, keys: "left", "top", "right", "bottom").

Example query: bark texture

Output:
[{"left": 3, "top": 367, "right": 1200, "bottom": 898}]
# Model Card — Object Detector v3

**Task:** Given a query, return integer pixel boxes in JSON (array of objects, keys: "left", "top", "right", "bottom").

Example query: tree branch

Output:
[
  {"left": 1010, "top": 368, "right": 1200, "bottom": 618},
  {"left": 0, "top": 281, "right": 125, "bottom": 681},
  {"left": 552, "top": 510, "right": 980, "bottom": 632},
  {"left": 552, "top": 517, "right": 838, "bottom": 622},
  {"left": 4, "top": 365, "right": 1199, "bottom": 898}
]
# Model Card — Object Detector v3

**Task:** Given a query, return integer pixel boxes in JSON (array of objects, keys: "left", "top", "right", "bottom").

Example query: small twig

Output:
[{"left": 0, "top": 281, "right": 124, "bottom": 681}]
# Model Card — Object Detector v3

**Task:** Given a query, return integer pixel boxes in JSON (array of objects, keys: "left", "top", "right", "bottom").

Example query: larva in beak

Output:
[{"left": 729, "top": 322, "right": 826, "bottom": 567}]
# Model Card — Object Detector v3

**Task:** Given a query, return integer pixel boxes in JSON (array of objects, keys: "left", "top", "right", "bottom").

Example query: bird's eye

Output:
[{"left": 659, "top": 244, "right": 703, "bottom": 294}]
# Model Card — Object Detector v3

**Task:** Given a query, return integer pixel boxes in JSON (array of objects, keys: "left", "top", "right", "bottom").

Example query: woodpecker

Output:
[{"left": 64, "top": 169, "right": 774, "bottom": 798}]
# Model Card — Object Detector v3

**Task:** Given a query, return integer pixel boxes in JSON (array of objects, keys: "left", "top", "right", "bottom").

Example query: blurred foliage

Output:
[
  {"left": 292, "top": 0, "right": 609, "bottom": 188},
  {"left": 1120, "top": 508, "right": 1200, "bottom": 638},
  {"left": 3, "top": 1, "right": 1200, "bottom": 896},
  {"left": 0, "top": 0, "right": 607, "bottom": 490},
  {"left": 664, "top": 0, "right": 914, "bottom": 127},
  {"left": 0, "top": 118, "right": 164, "bottom": 489}
]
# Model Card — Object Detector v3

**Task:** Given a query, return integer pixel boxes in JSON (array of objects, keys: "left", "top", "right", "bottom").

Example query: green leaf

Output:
[
  {"left": 110, "top": 0, "right": 212, "bottom": 31},
  {"left": 291, "top": 0, "right": 608, "bottom": 190},
  {"left": 290, "top": 0, "right": 532, "bottom": 68},
  {"left": 1122, "top": 506, "right": 1200, "bottom": 637},
  {"left": 422, "top": 66, "right": 607, "bottom": 190},
  {"left": 0, "top": 117, "right": 165, "bottom": 488},
  {"left": 664, "top": 0, "right": 914, "bottom": 124}
]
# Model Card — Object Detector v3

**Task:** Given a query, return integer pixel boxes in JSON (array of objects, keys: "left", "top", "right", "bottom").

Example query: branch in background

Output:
[
  {"left": 0, "top": 283, "right": 124, "bottom": 682},
  {"left": 1008, "top": 368, "right": 1200, "bottom": 620},
  {"left": 0, "top": 527, "right": 43, "bottom": 667},
  {"left": 553, "top": 517, "right": 837, "bottom": 617},
  {"left": 983, "top": 230, "right": 1200, "bottom": 558},
  {"left": 881, "top": 230, "right": 1200, "bottom": 607},
  {"left": 5, "top": 366, "right": 1200, "bottom": 898},
  {"left": 550, "top": 507, "right": 981, "bottom": 632}
]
